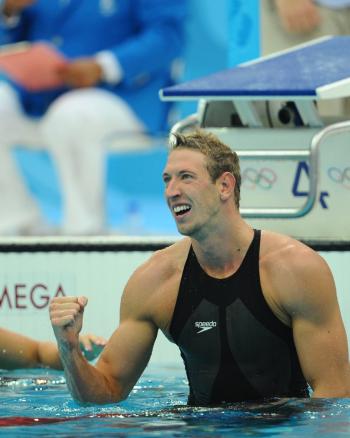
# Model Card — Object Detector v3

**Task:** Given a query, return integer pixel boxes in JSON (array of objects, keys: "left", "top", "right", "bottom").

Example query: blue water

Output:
[{"left": 0, "top": 366, "right": 350, "bottom": 437}]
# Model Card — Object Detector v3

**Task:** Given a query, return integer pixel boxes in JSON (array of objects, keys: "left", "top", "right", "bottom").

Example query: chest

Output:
[
  {"left": 177, "top": 298, "right": 290, "bottom": 363},
  {"left": 170, "top": 264, "right": 291, "bottom": 356}
]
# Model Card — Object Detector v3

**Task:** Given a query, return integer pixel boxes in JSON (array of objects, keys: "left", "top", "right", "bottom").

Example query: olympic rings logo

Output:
[
  {"left": 242, "top": 167, "right": 277, "bottom": 190},
  {"left": 327, "top": 167, "right": 350, "bottom": 190}
]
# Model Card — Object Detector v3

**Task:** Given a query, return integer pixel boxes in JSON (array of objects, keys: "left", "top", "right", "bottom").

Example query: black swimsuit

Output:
[{"left": 169, "top": 229, "right": 309, "bottom": 405}]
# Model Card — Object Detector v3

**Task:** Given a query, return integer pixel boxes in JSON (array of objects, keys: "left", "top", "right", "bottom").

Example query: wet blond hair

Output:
[{"left": 169, "top": 130, "right": 241, "bottom": 208}]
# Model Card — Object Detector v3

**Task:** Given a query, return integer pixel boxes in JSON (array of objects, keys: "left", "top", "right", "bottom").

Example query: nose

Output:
[{"left": 165, "top": 178, "right": 181, "bottom": 199}]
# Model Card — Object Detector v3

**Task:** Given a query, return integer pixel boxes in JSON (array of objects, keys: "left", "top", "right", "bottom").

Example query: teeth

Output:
[{"left": 173, "top": 205, "right": 191, "bottom": 213}]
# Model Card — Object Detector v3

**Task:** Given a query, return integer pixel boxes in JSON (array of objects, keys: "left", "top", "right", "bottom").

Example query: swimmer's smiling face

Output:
[{"left": 163, "top": 148, "right": 222, "bottom": 237}]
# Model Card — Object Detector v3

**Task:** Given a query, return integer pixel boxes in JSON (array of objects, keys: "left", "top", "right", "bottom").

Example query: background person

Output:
[
  {"left": 260, "top": 0, "right": 350, "bottom": 117},
  {"left": 0, "top": 327, "right": 106, "bottom": 370},
  {"left": 49, "top": 130, "right": 350, "bottom": 405},
  {"left": 0, "top": 0, "right": 187, "bottom": 235}
]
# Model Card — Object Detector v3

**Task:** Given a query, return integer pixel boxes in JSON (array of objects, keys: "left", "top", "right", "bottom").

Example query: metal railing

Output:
[{"left": 171, "top": 116, "right": 350, "bottom": 219}]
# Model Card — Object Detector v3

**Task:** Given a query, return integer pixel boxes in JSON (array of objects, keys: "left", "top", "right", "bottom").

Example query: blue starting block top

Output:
[{"left": 160, "top": 36, "right": 350, "bottom": 101}]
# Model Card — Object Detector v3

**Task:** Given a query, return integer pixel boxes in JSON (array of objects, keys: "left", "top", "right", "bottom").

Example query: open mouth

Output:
[{"left": 173, "top": 204, "right": 191, "bottom": 217}]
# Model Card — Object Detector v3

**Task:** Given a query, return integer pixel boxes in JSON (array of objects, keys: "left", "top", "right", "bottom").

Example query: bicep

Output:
[
  {"left": 95, "top": 318, "right": 158, "bottom": 400},
  {"left": 292, "top": 292, "right": 350, "bottom": 397}
]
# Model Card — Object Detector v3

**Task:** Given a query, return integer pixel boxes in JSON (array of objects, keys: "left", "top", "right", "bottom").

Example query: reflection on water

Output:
[{"left": 0, "top": 367, "right": 349, "bottom": 436}]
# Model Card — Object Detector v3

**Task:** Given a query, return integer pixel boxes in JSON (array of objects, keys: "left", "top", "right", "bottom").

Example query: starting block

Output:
[{"left": 160, "top": 36, "right": 350, "bottom": 242}]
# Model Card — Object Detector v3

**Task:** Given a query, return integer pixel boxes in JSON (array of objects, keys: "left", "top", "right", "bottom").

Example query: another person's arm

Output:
[
  {"left": 49, "top": 266, "right": 159, "bottom": 404},
  {"left": 274, "top": 0, "right": 321, "bottom": 33},
  {"left": 264, "top": 241, "right": 350, "bottom": 397},
  {"left": 0, "top": 327, "right": 106, "bottom": 370}
]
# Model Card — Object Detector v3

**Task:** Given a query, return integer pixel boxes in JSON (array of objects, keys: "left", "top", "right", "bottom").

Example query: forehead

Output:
[{"left": 164, "top": 148, "right": 208, "bottom": 173}]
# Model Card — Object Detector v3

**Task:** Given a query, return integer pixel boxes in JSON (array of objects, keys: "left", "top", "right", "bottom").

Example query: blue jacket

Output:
[{"left": 0, "top": 0, "right": 187, "bottom": 133}]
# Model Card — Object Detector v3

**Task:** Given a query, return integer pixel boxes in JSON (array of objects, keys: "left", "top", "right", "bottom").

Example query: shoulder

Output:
[
  {"left": 120, "top": 238, "right": 191, "bottom": 317},
  {"left": 260, "top": 230, "right": 329, "bottom": 275},
  {"left": 259, "top": 230, "right": 335, "bottom": 317},
  {"left": 129, "top": 237, "right": 191, "bottom": 286}
]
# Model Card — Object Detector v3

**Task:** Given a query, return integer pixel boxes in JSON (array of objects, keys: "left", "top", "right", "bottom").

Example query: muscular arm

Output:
[
  {"left": 56, "top": 318, "right": 157, "bottom": 404},
  {"left": 290, "top": 256, "right": 350, "bottom": 397},
  {"left": 263, "top": 241, "right": 350, "bottom": 397},
  {"left": 94, "top": 318, "right": 158, "bottom": 402},
  {"left": 50, "top": 268, "right": 159, "bottom": 404}
]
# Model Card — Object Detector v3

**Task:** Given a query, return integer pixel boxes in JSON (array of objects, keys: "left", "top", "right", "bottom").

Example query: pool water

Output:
[{"left": 0, "top": 366, "right": 350, "bottom": 437}]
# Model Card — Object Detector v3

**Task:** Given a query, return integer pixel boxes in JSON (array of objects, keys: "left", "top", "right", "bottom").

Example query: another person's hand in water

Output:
[
  {"left": 79, "top": 332, "right": 106, "bottom": 362},
  {"left": 0, "top": 326, "right": 106, "bottom": 370}
]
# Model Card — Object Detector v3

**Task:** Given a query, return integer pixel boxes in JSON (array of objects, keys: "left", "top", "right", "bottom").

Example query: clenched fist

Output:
[{"left": 49, "top": 296, "right": 88, "bottom": 349}]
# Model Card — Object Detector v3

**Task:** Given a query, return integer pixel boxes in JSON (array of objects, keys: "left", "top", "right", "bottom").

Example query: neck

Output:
[{"left": 191, "top": 216, "right": 254, "bottom": 278}]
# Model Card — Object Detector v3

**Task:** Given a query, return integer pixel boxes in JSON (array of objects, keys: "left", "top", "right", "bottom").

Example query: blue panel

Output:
[
  {"left": 161, "top": 37, "right": 350, "bottom": 99},
  {"left": 178, "top": 0, "right": 230, "bottom": 117},
  {"left": 228, "top": 0, "right": 260, "bottom": 66}
]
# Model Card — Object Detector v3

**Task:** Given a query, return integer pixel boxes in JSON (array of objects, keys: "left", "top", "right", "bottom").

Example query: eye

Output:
[{"left": 181, "top": 173, "right": 193, "bottom": 181}]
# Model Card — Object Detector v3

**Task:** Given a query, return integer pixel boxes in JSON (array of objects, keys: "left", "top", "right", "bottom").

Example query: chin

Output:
[
  {"left": 177, "top": 227, "right": 189, "bottom": 237},
  {"left": 176, "top": 222, "right": 199, "bottom": 238},
  {"left": 176, "top": 223, "right": 191, "bottom": 236}
]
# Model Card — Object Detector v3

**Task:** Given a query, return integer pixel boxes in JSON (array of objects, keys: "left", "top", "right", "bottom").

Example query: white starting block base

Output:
[{"left": 212, "top": 126, "right": 350, "bottom": 241}]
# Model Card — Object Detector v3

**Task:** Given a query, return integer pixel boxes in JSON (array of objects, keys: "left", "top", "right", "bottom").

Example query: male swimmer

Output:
[
  {"left": 50, "top": 130, "right": 350, "bottom": 405},
  {"left": 0, "top": 327, "right": 106, "bottom": 370}
]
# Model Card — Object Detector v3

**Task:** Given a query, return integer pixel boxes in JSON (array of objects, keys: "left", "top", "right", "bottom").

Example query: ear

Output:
[{"left": 218, "top": 172, "right": 235, "bottom": 201}]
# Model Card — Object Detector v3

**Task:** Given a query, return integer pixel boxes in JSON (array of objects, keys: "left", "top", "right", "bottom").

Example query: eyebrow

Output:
[{"left": 162, "top": 169, "right": 196, "bottom": 179}]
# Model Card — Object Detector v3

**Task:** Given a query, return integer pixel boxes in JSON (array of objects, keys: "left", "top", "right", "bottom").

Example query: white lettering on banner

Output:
[{"left": 0, "top": 283, "right": 66, "bottom": 310}]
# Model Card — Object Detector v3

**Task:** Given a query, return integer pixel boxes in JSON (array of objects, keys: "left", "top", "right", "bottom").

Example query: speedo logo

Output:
[{"left": 195, "top": 321, "right": 217, "bottom": 334}]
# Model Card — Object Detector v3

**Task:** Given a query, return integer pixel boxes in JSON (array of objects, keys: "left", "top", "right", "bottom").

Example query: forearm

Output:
[
  {"left": 0, "top": 348, "right": 37, "bottom": 370},
  {"left": 0, "top": 339, "right": 60, "bottom": 370},
  {"left": 37, "top": 341, "right": 62, "bottom": 370},
  {"left": 0, "top": 329, "right": 39, "bottom": 369},
  {"left": 49, "top": 295, "right": 149, "bottom": 404},
  {"left": 58, "top": 342, "right": 123, "bottom": 404},
  {"left": 49, "top": 296, "right": 119, "bottom": 403}
]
